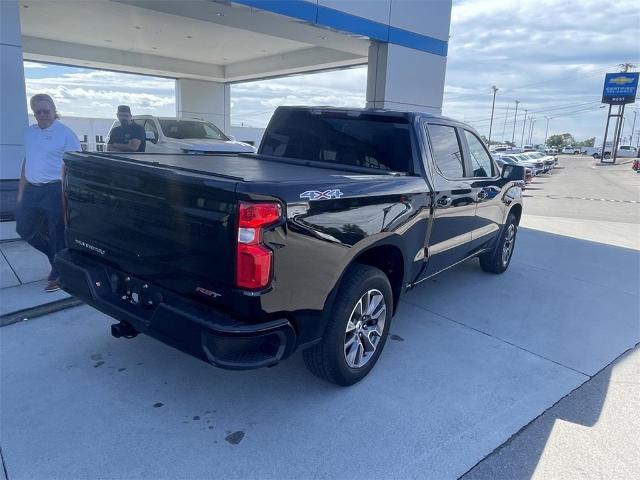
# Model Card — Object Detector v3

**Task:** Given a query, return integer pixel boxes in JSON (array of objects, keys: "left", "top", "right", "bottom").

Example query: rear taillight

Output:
[{"left": 235, "top": 202, "right": 282, "bottom": 290}]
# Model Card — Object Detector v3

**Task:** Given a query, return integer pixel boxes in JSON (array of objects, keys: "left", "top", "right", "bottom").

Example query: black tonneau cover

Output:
[{"left": 80, "top": 152, "right": 402, "bottom": 184}]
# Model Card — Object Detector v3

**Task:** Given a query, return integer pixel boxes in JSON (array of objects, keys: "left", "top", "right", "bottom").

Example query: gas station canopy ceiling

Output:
[{"left": 20, "top": 0, "right": 369, "bottom": 82}]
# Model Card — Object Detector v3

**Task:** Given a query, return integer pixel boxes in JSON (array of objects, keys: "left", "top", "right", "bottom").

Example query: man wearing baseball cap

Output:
[{"left": 107, "top": 105, "right": 146, "bottom": 152}]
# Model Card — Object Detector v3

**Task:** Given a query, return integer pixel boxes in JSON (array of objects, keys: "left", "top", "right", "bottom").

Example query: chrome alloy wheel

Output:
[
  {"left": 343, "top": 289, "right": 387, "bottom": 369},
  {"left": 502, "top": 224, "right": 516, "bottom": 266}
]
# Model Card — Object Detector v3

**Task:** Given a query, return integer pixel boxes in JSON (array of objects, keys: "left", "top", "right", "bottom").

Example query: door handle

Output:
[{"left": 436, "top": 196, "right": 452, "bottom": 207}]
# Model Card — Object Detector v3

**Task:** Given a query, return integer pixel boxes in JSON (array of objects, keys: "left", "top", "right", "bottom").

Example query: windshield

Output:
[
  {"left": 500, "top": 156, "right": 518, "bottom": 164},
  {"left": 158, "top": 120, "right": 228, "bottom": 140}
]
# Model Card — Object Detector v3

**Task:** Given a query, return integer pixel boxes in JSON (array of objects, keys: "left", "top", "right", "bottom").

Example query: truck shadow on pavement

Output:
[
  {"left": 461, "top": 359, "right": 618, "bottom": 479},
  {"left": 1, "top": 228, "right": 638, "bottom": 479}
]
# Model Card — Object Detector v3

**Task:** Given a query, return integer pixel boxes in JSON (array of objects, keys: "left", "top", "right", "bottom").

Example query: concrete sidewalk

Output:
[
  {"left": 463, "top": 345, "right": 640, "bottom": 479},
  {"left": 0, "top": 221, "right": 78, "bottom": 325}
]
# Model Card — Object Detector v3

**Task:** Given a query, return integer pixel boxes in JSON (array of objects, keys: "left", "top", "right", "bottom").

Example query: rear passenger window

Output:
[
  {"left": 464, "top": 131, "right": 495, "bottom": 177},
  {"left": 426, "top": 124, "right": 465, "bottom": 178}
]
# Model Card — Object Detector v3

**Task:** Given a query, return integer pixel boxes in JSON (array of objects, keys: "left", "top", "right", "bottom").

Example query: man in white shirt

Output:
[{"left": 16, "top": 94, "right": 80, "bottom": 292}]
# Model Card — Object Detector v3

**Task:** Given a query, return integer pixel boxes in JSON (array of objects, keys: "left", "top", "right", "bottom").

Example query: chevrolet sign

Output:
[{"left": 602, "top": 72, "right": 639, "bottom": 104}]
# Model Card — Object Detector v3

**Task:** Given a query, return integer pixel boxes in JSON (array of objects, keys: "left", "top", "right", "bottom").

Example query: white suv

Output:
[
  {"left": 561, "top": 146, "right": 580, "bottom": 154},
  {"left": 107, "top": 116, "right": 256, "bottom": 154}
]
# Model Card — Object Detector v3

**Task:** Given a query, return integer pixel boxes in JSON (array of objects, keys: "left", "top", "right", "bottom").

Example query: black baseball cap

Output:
[{"left": 117, "top": 105, "right": 131, "bottom": 114}]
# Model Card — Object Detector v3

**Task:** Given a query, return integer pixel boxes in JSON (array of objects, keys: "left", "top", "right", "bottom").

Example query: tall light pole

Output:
[
  {"left": 520, "top": 109, "right": 528, "bottom": 147},
  {"left": 631, "top": 111, "right": 638, "bottom": 146},
  {"left": 501, "top": 104, "right": 510, "bottom": 142},
  {"left": 529, "top": 118, "right": 536, "bottom": 145},
  {"left": 488, "top": 85, "right": 499, "bottom": 145},
  {"left": 511, "top": 100, "right": 520, "bottom": 144},
  {"left": 544, "top": 116, "right": 551, "bottom": 146}
]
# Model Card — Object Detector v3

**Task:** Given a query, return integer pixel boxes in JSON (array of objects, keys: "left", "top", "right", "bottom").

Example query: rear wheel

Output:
[
  {"left": 479, "top": 214, "right": 517, "bottom": 274},
  {"left": 303, "top": 264, "right": 392, "bottom": 386}
]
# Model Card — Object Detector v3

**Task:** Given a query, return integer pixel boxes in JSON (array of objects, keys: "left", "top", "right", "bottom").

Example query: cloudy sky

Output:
[{"left": 24, "top": 0, "right": 640, "bottom": 145}]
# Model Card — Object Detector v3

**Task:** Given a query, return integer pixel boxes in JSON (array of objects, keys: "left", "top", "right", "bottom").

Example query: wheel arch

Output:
[
  {"left": 509, "top": 203, "right": 523, "bottom": 225},
  {"left": 351, "top": 243, "right": 405, "bottom": 315}
]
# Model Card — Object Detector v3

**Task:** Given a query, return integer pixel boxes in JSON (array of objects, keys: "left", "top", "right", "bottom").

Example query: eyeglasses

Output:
[{"left": 34, "top": 109, "right": 51, "bottom": 115}]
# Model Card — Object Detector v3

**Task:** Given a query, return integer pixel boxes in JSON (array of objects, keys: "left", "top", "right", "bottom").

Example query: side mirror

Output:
[
  {"left": 145, "top": 131, "right": 157, "bottom": 143},
  {"left": 501, "top": 164, "right": 525, "bottom": 182}
]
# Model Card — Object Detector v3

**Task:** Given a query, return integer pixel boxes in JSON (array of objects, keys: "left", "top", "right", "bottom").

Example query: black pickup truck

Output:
[{"left": 56, "top": 106, "right": 524, "bottom": 385}]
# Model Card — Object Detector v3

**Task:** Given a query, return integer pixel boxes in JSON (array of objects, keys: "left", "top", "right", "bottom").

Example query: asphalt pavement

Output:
[{"left": 0, "top": 155, "right": 638, "bottom": 479}]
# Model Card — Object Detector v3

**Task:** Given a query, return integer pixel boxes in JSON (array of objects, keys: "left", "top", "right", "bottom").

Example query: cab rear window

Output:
[{"left": 259, "top": 109, "right": 413, "bottom": 173}]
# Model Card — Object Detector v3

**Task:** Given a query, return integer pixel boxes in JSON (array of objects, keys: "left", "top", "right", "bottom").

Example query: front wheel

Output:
[
  {"left": 479, "top": 214, "right": 518, "bottom": 274},
  {"left": 303, "top": 264, "right": 392, "bottom": 386}
]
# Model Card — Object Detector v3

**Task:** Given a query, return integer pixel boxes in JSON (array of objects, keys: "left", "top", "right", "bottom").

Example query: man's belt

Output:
[{"left": 27, "top": 180, "right": 61, "bottom": 187}]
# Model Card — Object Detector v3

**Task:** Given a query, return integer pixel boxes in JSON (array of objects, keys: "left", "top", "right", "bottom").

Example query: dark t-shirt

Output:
[{"left": 108, "top": 122, "right": 146, "bottom": 152}]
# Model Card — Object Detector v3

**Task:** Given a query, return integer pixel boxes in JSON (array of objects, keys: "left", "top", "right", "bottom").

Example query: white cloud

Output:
[
  {"left": 25, "top": 69, "right": 175, "bottom": 117},
  {"left": 231, "top": 67, "right": 367, "bottom": 126},
  {"left": 442, "top": 0, "right": 640, "bottom": 142},
  {"left": 23, "top": 61, "right": 47, "bottom": 69},
  {"left": 22, "top": 0, "right": 640, "bottom": 142}
]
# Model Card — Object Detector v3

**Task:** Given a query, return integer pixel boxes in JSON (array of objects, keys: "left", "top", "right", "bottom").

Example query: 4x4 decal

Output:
[{"left": 300, "top": 189, "right": 344, "bottom": 201}]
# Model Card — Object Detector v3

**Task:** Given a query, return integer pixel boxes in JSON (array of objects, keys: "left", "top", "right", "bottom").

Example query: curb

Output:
[{"left": 0, "top": 297, "right": 83, "bottom": 327}]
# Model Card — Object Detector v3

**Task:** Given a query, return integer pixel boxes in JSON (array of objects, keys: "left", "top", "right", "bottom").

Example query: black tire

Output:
[
  {"left": 303, "top": 264, "right": 392, "bottom": 386},
  {"left": 479, "top": 213, "right": 518, "bottom": 274}
]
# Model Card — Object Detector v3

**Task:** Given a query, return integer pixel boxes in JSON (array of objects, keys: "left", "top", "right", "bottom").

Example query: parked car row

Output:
[
  {"left": 491, "top": 143, "right": 639, "bottom": 161},
  {"left": 492, "top": 151, "right": 558, "bottom": 187}
]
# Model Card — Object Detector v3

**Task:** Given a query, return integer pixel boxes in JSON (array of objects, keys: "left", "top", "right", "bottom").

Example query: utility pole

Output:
[
  {"left": 520, "top": 109, "right": 528, "bottom": 147},
  {"left": 501, "top": 104, "right": 510, "bottom": 142},
  {"left": 528, "top": 118, "right": 536, "bottom": 145},
  {"left": 631, "top": 111, "right": 637, "bottom": 146},
  {"left": 511, "top": 100, "right": 519, "bottom": 144},
  {"left": 488, "top": 85, "right": 499, "bottom": 145},
  {"left": 544, "top": 116, "right": 551, "bottom": 146}
]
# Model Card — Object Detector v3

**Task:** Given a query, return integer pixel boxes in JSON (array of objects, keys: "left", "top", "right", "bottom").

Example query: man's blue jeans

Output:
[{"left": 15, "top": 181, "right": 65, "bottom": 281}]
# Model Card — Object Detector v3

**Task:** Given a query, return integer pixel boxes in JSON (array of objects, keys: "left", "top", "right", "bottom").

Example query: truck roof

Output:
[{"left": 273, "top": 106, "right": 465, "bottom": 126}]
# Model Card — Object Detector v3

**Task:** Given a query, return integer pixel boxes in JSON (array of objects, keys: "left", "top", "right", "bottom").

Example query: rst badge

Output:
[
  {"left": 196, "top": 286, "right": 222, "bottom": 298},
  {"left": 300, "top": 189, "right": 344, "bottom": 201}
]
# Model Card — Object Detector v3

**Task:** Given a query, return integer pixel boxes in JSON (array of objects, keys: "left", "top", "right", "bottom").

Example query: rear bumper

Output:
[{"left": 54, "top": 249, "right": 296, "bottom": 369}]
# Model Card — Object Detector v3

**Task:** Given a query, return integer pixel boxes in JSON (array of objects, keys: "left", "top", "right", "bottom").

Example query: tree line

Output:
[{"left": 545, "top": 134, "right": 595, "bottom": 148}]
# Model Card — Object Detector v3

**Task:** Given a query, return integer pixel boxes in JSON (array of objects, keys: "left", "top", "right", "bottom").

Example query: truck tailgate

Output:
[{"left": 63, "top": 152, "right": 240, "bottom": 304}]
